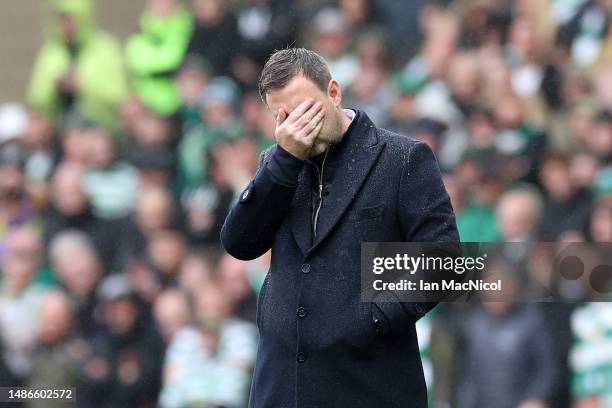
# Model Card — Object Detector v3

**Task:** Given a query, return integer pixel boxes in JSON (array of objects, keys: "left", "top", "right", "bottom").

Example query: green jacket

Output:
[
  {"left": 27, "top": 0, "right": 127, "bottom": 129},
  {"left": 457, "top": 203, "right": 501, "bottom": 242},
  {"left": 125, "top": 6, "right": 193, "bottom": 116}
]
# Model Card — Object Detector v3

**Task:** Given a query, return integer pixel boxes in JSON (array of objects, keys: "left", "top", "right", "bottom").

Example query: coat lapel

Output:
[
  {"left": 289, "top": 166, "right": 314, "bottom": 256},
  {"left": 307, "top": 115, "right": 384, "bottom": 256}
]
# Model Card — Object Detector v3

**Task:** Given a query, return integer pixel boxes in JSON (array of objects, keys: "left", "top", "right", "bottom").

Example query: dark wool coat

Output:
[{"left": 221, "top": 110, "right": 459, "bottom": 408}]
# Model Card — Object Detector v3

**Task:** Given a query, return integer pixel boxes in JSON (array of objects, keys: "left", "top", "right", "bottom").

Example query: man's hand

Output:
[{"left": 274, "top": 99, "right": 325, "bottom": 160}]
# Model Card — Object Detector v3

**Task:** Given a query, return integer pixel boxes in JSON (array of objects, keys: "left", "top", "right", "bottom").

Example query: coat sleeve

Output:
[
  {"left": 373, "top": 141, "right": 460, "bottom": 334},
  {"left": 220, "top": 146, "right": 304, "bottom": 260}
]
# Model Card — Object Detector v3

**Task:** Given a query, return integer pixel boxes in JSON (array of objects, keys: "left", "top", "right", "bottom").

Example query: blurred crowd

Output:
[{"left": 1, "top": 0, "right": 612, "bottom": 407}]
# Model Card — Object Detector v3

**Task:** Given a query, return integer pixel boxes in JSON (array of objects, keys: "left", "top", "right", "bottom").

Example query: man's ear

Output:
[{"left": 327, "top": 79, "right": 342, "bottom": 107}]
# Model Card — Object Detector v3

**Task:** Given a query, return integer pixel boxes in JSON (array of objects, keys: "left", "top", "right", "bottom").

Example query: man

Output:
[{"left": 221, "top": 48, "right": 458, "bottom": 408}]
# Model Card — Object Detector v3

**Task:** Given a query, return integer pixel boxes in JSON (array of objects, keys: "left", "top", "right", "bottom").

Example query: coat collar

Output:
[{"left": 289, "top": 110, "right": 385, "bottom": 257}]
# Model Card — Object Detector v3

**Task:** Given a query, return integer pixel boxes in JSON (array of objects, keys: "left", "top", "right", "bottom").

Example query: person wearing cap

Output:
[{"left": 76, "top": 274, "right": 163, "bottom": 407}]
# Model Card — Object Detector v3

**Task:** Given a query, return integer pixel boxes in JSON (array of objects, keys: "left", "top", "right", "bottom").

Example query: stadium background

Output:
[{"left": 0, "top": 0, "right": 611, "bottom": 407}]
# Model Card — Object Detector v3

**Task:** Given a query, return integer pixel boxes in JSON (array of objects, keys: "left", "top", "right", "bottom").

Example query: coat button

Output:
[
  {"left": 297, "top": 307, "right": 307, "bottom": 318},
  {"left": 374, "top": 317, "right": 384, "bottom": 336},
  {"left": 297, "top": 352, "right": 306, "bottom": 363},
  {"left": 301, "top": 263, "right": 311, "bottom": 274}
]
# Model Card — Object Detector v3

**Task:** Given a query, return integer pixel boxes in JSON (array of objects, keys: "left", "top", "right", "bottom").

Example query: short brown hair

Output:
[{"left": 258, "top": 48, "right": 332, "bottom": 103}]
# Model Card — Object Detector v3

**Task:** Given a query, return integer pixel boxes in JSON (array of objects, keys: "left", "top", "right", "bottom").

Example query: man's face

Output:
[{"left": 265, "top": 75, "right": 344, "bottom": 152}]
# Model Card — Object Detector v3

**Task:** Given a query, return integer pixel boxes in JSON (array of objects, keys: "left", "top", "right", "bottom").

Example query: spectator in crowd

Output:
[
  {"left": 310, "top": 8, "right": 359, "bottom": 88},
  {"left": 342, "top": 31, "right": 394, "bottom": 125},
  {"left": 455, "top": 259, "right": 558, "bottom": 408},
  {"left": 22, "top": 109, "right": 58, "bottom": 202},
  {"left": 143, "top": 227, "right": 187, "bottom": 288},
  {"left": 537, "top": 153, "right": 593, "bottom": 240},
  {"left": 492, "top": 93, "right": 548, "bottom": 184},
  {"left": 383, "top": 74, "right": 425, "bottom": 135},
  {"left": 238, "top": 91, "right": 276, "bottom": 149},
  {"left": 456, "top": 157, "right": 505, "bottom": 242},
  {"left": 128, "top": 108, "right": 178, "bottom": 151},
  {"left": 178, "top": 76, "right": 241, "bottom": 193},
  {"left": 558, "top": 0, "right": 612, "bottom": 70},
  {"left": 76, "top": 274, "right": 163, "bottom": 407},
  {"left": 81, "top": 126, "right": 138, "bottom": 219},
  {"left": 27, "top": 291, "right": 79, "bottom": 408},
  {"left": 175, "top": 56, "right": 212, "bottom": 134},
  {"left": 587, "top": 109, "right": 612, "bottom": 161},
  {"left": 0, "top": 144, "right": 38, "bottom": 248},
  {"left": 187, "top": 0, "right": 239, "bottom": 77},
  {"left": 0, "top": 227, "right": 48, "bottom": 382},
  {"left": 337, "top": 0, "right": 384, "bottom": 35},
  {"left": 44, "top": 162, "right": 122, "bottom": 271},
  {"left": 233, "top": 0, "right": 298, "bottom": 88},
  {"left": 49, "top": 230, "right": 103, "bottom": 337},
  {"left": 216, "top": 253, "right": 257, "bottom": 323},
  {"left": 121, "top": 185, "right": 177, "bottom": 265},
  {"left": 27, "top": 0, "right": 127, "bottom": 130},
  {"left": 122, "top": 224, "right": 187, "bottom": 306},
  {"left": 496, "top": 188, "right": 543, "bottom": 242},
  {"left": 130, "top": 145, "right": 177, "bottom": 190},
  {"left": 570, "top": 302, "right": 612, "bottom": 408},
  {"left": 160, "top": 282, "right": 256, "bottom": 408},
  {"left": 0, "top": 104, "right": 56, "bottom": 207},
  {"left": 153, "top": 288, "right": 192, "bottom": 343},
  {"left": 409, "top": 117, "right": 448, "bottom": 157},
  {"left": 590, "top": 193, "right": 612, "bottom": 242},
  {"left": 177, "top": 250, "right": 216, "bottom": 293},
  {"left": 180, "top": 135, "right": 259, "bottom": 246},
  {"left": 125, "top": 0, "right": 193, "bottom": 116},
  {"left": 59, "top": 122, "right": 92, "bottom": 165}
]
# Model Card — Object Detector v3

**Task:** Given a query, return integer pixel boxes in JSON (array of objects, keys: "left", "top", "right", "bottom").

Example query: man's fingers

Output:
[
  {"left": 286, "top": 99, "right": 315, "bottom": 124},
  {"left": 300, "top": 110, "right": 324, "bottom": 136},
  {"left": 303, "top": 114, "right": 325, "bottom": 143},
  {"left": 294, "top": 102, "right": 323, "bottom": 129}
]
